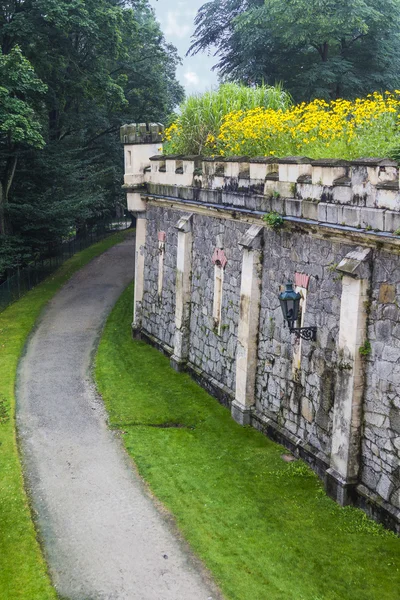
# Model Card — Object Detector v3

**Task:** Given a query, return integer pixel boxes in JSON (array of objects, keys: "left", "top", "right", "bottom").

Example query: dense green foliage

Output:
[
  {"left": 189, "top": 0, "right": 400, "bottom": 102},
  {"left": 0, "top": 230, "right": 131, "bottom": 599},
  {"left": 96, "top": 284, "right": 400, "bottom": 600},
  {"left": 0, "top": 0, "right": 183, "bottom": 275},
  {"left": 164, "top": 82, "right": 291, "bottom": 155}
]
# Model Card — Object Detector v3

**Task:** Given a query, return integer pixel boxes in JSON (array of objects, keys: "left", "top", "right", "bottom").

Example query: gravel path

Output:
[{"left": 17, "top": 237, "right": 220, "bottom": 600}]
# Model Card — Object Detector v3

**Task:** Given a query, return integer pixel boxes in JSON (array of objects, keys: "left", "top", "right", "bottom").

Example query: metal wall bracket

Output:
[{"left": 289, "top": 326, "right": 317, "bottom": 341}]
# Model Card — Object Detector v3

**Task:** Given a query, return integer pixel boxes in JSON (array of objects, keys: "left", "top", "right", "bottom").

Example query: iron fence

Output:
[{"left": 0, "top": 217, "right": 130, "bottom": 312}]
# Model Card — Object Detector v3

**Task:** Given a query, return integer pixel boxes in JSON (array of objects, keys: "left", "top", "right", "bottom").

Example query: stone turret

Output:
[{"left": 120, "top": 123, "right": 164, "bottom": 211}]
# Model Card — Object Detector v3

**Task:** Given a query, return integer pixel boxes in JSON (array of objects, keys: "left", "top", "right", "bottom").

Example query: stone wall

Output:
[
  {"left": 362, "top": 251, "right": 400, "bottom": 511},
  {"left": 188, "top": 216, "right": 244, "bottom": 394},
  {"left": 121, "top": 124, "right": 400, "bottom": 532},
  {"left": 141, "top": 207, "right": 177, "bottom": 349},
  {"left": 255, "top": 232, "right": 354, "bottom": 465}
]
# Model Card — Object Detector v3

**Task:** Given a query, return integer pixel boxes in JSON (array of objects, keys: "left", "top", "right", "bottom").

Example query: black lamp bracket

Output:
[{"left": 289, "top": 326, "right": 317, "bottom": 341}]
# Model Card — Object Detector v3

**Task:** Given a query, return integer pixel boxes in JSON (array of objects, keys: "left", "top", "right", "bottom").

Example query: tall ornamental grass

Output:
[
  {"left": 166, "top": 90, "right": 400, "bottom": 160},
  {"left": 164, "top": 83, "right": 292, "bottom": 155}
]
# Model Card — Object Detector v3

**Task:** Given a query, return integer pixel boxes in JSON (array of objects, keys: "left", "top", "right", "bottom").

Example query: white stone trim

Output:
[
  {"left": 233, "top": 225, "right": 263, "bottom": 424},
  {"left": 172, "top": 215, "right": 193, "bottom": 365},
  {"left": 133, "top": 217, "right": 147, "bottom": 330},
  {"left": 330, "top": 272, "right": 370, "bottom": 482},
  {"left": 212, "top": 264, "right": 224, "bottom": 335}
]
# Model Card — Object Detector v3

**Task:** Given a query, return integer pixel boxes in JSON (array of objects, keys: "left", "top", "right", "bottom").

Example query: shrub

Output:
[
  {"left": 164, "top": 83, "right": 292, "bottom": 155},
  {"left": 167, "top": 90, "right": 400, "bottom": 160}
]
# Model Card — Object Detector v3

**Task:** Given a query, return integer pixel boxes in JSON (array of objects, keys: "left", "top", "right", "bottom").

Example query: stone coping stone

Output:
[
  {"left": 333, "top": 175, "right": 351, "bottom": 186},
  {"left": 220, "top": 155, "right": 249, "bottom": 162},
  {"left": 350, "top": 157, "right": 397, "bottom": 167},
  {"left": 277, "top": 156, "right": 312, "bottom": 164},
  {"left": 149, "top": 153, "right": 399, "bottom": 168},
  {"left": 311, "top": 158, "right": 350, "bottom": 167},
  {"left": 297, "top": 174, "right": 312, "bottom": 183},
  {"left": 202, "top": 156, "right": 250, "bottom": 163},
  {"left": 376, "top": 180, "right": 399, "bottom": 190},
  {"left": 249, "top": 156, "right": 278, "bottom": 164},
  {"left": 180, "top": 155, "right": 203, "bottom": 161}
]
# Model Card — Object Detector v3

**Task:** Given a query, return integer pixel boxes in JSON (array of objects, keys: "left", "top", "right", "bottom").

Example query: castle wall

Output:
[
  {"left": 121, "top": 123, "right": 400, "bottom": 532},
  {"left": 141, "top": 207, "right": 177, "bottom": 349}
]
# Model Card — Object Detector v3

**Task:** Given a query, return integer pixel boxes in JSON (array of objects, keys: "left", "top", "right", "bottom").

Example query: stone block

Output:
[
  {"left": 264, "top": 180, "right": 279, "bottom": 197},
  {"left": 391, "top": 489, "right": 400, "bottom": 510},
  {"left": 312, "top": 163, "right": 348, "bottom": 186},
  {"left": 382, "top": 346, "right": 400, "bottom": 363},
  {"left": 278, "top": 161, "right": 311, "bottom": 183},
  {"left": 376, "top": 189, "right": 400, "bottom": 210},
  {"left": 325, "top": 468, "right": 357, "bottom": 506},
  {"left": 127, "top": 192, "right": 146, "bottom": 212},
  {"left": 276, "top": 181, "right": 295, "bottom": 198},
  {"left": 384, "top": 210, "right": 400, "bottom": 233},
  {"left": 249, "top": 162, "right": 267, "bottom": 181},
  {"left": 379, "top": 283, "right": 396, "bottom": 304},
  {"left": 271, "top": 196, "right": 286, "bottom": 214},
  {"left": 377, "top": 474, "right": 394, "bottom": 501},
  {"left": 326, "top": 204, "right": 339, "bottom": 224},
  {"left": 302, "top": 200, "right": 319, "bottom": 221},
  {"left": 364, "top": 412, "right": 387, "bottom": 427},
  {"left": 332, "top": 185, "right": 352, "bottom": 205},
  {"left": 224, "top": 161, "right": 241, "bottom": 178},
  {"left": 360, "top": 208, "right": 384, "bottom": 231},
  {"left": 170, "top": 355, "right": 187, "bottom": 372},
  {"left": 211, "top": 175, "right": 225, "bottom": 190},
  {"left": 285, "top": 198, "right": 302, "bottom": 217},
  {"left": 301, "top": 397, "right": 314, "bottom": 423},
  {"left": 317, "top": 202, "right": 328, "bottom": 222},
  {"left": 341, "top": 206, "right": 361, "bottom": 227},
  {"left": 231, "top": 400, "right": 252, "bottom": 425}
]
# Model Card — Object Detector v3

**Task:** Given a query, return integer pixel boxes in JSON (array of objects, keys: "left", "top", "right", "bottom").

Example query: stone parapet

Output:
[
  {"left": 145, "top": 155, "right": 400, "bottom": 233},
  {"left": 120, "top": 122, "right": 164, "bottom": 144}
]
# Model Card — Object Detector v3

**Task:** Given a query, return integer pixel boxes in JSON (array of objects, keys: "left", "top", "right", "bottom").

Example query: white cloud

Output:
[
  {"left": 164, "top": 11, "right": 192, "bottom": 39},
  {"left": 184, "top": 71, "right": 200, "bottom": 87}
]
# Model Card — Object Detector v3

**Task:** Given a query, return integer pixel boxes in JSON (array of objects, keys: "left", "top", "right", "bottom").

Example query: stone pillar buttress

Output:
[
  {"left": 231, "top": 225, "right": 263, "bottom": 425},
  {"left": 326, "top": 247, "right": 372, "bottom": 505},
  {"left": 171, "top": 214, "right": 193, "bottom": 371},
  {"left": 132, "top": 216, "right": 147, "bottom": 337},
  {"left": 120, "top": 123, "right": 163, "bottom": 337}
]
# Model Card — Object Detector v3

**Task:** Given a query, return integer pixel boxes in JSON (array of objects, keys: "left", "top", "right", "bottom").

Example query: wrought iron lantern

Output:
[{"left": 279, "top": 282, "right": 317, "bottom": 341}]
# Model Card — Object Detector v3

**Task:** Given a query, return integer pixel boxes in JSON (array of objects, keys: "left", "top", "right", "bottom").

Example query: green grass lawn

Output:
[
  {"left": 0, "top": 229, "right": 132, "bottom": 600},
  {"left": 96, "top": 283, "right": 400, "bottom": 600}
]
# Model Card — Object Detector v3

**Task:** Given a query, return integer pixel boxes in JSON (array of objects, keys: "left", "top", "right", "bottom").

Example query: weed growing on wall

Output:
[
  {"left": 263, "top": 211, "right": 285, "bottom": 231},
  {"left": 359, "top": 340, "right": 372, "bottom": 356}
]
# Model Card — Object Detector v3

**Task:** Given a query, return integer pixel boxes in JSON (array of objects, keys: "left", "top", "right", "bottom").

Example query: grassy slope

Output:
[
  {"left": 0, "top": 230, "right": 132, "bottom": 600},
  {"left": 96, "top": 283, "right": 400, "bottom": 600}
]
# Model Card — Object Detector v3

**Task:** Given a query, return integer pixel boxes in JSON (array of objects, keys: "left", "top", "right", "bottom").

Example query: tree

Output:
[
  {"left": 0, "top": 46, "right": 46, "bottom": 235},
  {"left": 189, "top": 0, "right": 400, "bottom": 101},
  {"left": 0, "top": 0, "right": 183, "bottom": 273}
]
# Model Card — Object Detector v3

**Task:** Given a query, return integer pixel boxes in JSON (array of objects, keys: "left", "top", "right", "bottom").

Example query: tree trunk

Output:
[
  {"left": 0, "top": 155, "right": 18, "bottom": 236},
  {"left": 0, "top": 183, "right": 5, "bottom": 236}
]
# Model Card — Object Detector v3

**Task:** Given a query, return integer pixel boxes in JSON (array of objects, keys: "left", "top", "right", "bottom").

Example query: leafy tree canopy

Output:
[
  {"left": 189, "top": 0, "right": 400, "bottom": 101},
  {"left": 0, "top": 0, "right": 184, "bottom": 273}
]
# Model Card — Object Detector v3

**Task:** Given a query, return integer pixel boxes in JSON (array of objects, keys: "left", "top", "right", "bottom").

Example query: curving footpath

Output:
[{"left": 17, "top": 237, "right": 219, "bottom": 600}]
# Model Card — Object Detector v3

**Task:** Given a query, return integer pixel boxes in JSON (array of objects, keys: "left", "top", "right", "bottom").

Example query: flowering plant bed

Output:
[{"left": 166, "top": 91, "right": 400, "bottom": 161}]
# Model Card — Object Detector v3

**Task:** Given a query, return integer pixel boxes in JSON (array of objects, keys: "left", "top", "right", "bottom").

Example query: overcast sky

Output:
[{"left": 148, "top": 0, "right": 219, "bottom": 93}]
